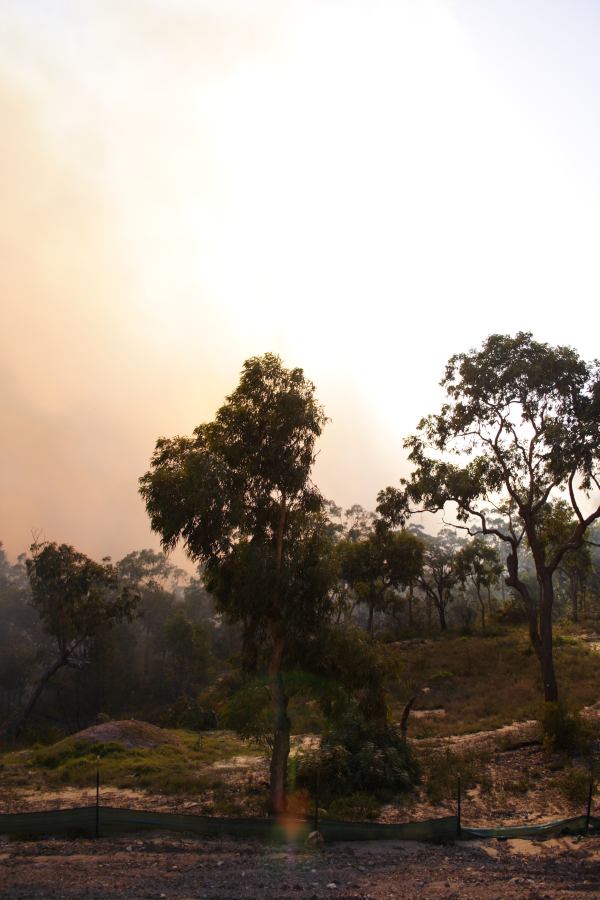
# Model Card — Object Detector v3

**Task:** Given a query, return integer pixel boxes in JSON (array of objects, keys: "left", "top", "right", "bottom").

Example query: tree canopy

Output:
[
  {"left": 381, "top": 332, "right": 600, "bottom": 701},
  {"left": 139, "top": 353, "right": 332, "bottom": 813}
]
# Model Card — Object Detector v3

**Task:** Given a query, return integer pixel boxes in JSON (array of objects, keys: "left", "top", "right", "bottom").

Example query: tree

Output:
[
  {"left": 338, "top": 527, "right": 423, "bottom": 638},
  {"left": 10, "top": 542, "right": 137, "bottom": 737},
  {"left": 116, "top": 549, "right": 186, "bottom": 682},
  {"left": 382, "top": 332, "right": 600, "bottom": 701},
  {"left": 417, "top": 532, "right": 459, "bottom": 632},
  {"left": 139, "top": 353, "right": 330, "bottom": 814},
  {"left": 455, "top": 538, "right": 503, "bottom": 632},
  {"left": 537, "top": 500, "right": 592, "bottom": 624}
]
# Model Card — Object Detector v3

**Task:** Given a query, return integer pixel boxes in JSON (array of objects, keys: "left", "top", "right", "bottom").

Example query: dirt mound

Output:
[{"left": 68, "top": 719, "right": 173, "bottom": 749}]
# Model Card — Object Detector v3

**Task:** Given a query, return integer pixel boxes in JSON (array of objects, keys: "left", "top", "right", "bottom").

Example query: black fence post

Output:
[
  {"left": 95, "top": 756, "right": 100, "bottom": 839},
  {"left": 314, "top": 761, "right": 320, "bottom": 833},
  {"left": 585, "top": 775, "right": 594, "bottom": 835},
  {"left": 456, "top": 775, "right": 462, "bottom": 839}
]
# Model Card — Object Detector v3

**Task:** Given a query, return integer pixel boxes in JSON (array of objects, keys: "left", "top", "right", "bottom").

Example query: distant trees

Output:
[
  {"left": 9, "top": 542, "right": 137, "bottom": 737},
  {"left": 338, "top": 528, "right": 423, "bottom": 638},
  {"left": 140, "top": 353, "right": 334, "bottom": 814},
  {"left": 538, "top": 500, "right": 592, "bottom": 624},
  {"left": 417, "top": 532, "right": 459, "bottom": 632},
  {"left": 455, "top": 538, "right": 503, "bottom": 633},
  {"left": 382, "top": 332, "right": 600, "bottom": 702}
]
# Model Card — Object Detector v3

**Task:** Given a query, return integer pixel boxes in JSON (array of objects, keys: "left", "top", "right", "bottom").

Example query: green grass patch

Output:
[{"left": 4, "top": 728, "right": 262, "bottom": 796}]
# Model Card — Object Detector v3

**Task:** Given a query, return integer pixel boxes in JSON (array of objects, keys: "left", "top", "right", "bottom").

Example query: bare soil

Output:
[
  {"left": 2, "top": 831, "right": 600, "bottom": 898},
  {"left": 3, "top": 710, "right": 600, "bottom": 896}
]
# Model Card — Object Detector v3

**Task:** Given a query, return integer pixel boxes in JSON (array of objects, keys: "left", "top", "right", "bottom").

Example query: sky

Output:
[{"left": 1, "top": 0, "right": 599, "bottom": 568}]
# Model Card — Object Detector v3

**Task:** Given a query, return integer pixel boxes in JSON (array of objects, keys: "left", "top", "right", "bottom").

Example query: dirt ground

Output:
[
  {"left": 2, "top": 831, "right": 600, "bottom": 899},
  {"left": 3, "top": 707, "right": 600, "bottom": 896}
]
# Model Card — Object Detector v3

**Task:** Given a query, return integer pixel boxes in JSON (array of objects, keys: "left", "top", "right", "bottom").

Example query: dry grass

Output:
[{"left": 387, "top": 628, "right": 600, "bottom": 738}]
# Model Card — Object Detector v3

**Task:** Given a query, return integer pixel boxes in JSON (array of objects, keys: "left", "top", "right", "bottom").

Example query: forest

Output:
[{"left": 2, "top": 332, "right": 600, "bottom": 823}]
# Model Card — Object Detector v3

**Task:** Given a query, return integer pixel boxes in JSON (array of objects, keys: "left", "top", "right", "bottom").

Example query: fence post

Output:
[
  {"left": 456, "top": 775, "right": 462, "bottom": 839},
  {"left": 95, "top": 756, "right": 100, "bottom": 839},
  {"left": 313, "top": 760, "right": 320, "bottom": 833},
  {"left": 585, "top": 774, "right": 594, "bottom": 835}
]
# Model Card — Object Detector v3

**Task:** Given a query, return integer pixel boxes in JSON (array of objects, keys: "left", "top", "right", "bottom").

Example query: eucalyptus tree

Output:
[
  {"left": 9, "top": 542, "right": 137, "bottom": 737},
  {"left": 139, "top": 353, "right": 332, "bottom": 814},
  {"left": 455, "top": 538, "right": 503, "bottom": 632},
  {"left": 380, "top": 332, "right": 600, "bottom": 701},
  {"left": 417, "top": 531, "right": 460, "bottom": 632},
  {"left": 537, "top": 500, "right": 592, "bottom": 623},
  {"left": 338, "top": 526, "right": 423, "bottom": 638}
]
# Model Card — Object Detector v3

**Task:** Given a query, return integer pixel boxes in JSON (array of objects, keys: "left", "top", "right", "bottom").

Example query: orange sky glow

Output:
[{"left": 1, "top": 1, "right": 599, "bottom": 569}]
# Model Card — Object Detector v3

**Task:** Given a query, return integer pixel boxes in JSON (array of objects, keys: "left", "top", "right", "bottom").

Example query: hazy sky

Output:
[{"left": 1, "top": 0, "right": 599, "bottom": 567}]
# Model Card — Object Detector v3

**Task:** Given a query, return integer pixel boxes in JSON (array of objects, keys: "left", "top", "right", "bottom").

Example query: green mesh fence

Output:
[{"left": 1, "top": 807, "right": 597, "bottom": 842}]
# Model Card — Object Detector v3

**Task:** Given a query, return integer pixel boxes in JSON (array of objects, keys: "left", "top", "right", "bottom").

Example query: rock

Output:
[{"left": 306, "top": 830, "right": 324, "bottom": 849}]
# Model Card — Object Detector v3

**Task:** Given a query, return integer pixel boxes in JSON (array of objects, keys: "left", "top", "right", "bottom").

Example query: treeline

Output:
[
  {"left": 3, "top": 334, "right": 600, "bottom": 814},
  {"left": 2, "top": 502, "right": 599, "bottom": 743},
  {"left": 0, "top": 545, "right": 239, "bottom": 740}
]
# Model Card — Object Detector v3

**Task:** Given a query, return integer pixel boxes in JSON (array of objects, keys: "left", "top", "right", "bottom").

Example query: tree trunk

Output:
[
  {"left": 539, "top": 574, "right": 558, "bottom": 702},
  {"left": 408, "top": 583, "right": 413, "bottom": 630},
  {"left": 570, "top": 576, "right": 579, "bottom": 623},
  {"left": 10, "top": 653, "right": 68, "bottom": 739},
  {"left": 478, "top": 590, "right": 486, "bottom": 633},
  {"left": 268, "top": 497, "right": 290, "bottom": 816},
  {"left": 268, "top": 631, "right": 289, "bottom": 816},
  {"left": 367, "top": 600, "right": 375, "bottom": 639},
  {"left": 436, "top": 594, "right": 447, "bottom": 631},
  {"left": 505, "top": 545, "right": 559, "bottom": 703}
]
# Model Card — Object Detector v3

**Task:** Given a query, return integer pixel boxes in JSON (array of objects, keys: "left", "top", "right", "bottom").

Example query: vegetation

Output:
[
  {"left": 296, "top": 709, "right": 418, "bottom": 804},
  {"left": 379, "top": 332, "right": 600, "bottom": 703},
  {"left": 139, "top": 353, "right": 334, "bottom": 814},
  {"left": 2, "top": 337, "right": 600, "bottom": 822}
]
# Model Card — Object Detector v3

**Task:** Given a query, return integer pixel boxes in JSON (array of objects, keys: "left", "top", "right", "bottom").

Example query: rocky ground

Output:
[
  {"left": 2, "top": 831, "right": 600, "bottom": 898},
  {"left": 3, "top": 688, "right": 600, "bottom": 897}
]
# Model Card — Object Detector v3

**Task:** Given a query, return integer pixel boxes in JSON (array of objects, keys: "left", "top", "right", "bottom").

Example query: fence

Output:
[{"left": 1, "top": 805, "right": 599, "bottom": 843}]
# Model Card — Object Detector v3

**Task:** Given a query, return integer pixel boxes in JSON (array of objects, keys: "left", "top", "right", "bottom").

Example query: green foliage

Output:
[
  {"left": 221, "top": 680, "right": 273, "bottom": 748},
  {"left": 556, "top": 766, "right": 594, "bottom": 804},
  {"left": 539, "top": 702, "right": 590, "bottom": 754},
  {"left": 296, "top": 710, "right": 418, "bottom": 803},
  {"left": 337, "top": 528, "right": 423, "bottom": 635},
  {"left": 21, "top": 729, "right": 258, "bottom": 795},
  {"left": 381, "top": 332, "right": 600, "bottom": 701},
  {"left": 139, "top": 353, "right": 327, "bottom": 564},
  {"left": 27, "top": 542, "right": 137, "bottom": 656},
  {"left": 328, "top": 792, "right": 381, "bottom": 821},
  {"left": 422, "top": 748, "right": 491, "bottom": 803}
]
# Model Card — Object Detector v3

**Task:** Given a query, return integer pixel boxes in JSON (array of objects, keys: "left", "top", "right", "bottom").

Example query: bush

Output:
[
  {"left": 539, "top": 702, "right": 590, "bottom": 754},
  {"left": 423, "top": 748, "right": 491, "bottom": 803},
  {"left": 328, "top": 792, "right": 381, "bottom": 821},
  {"left": 557, "top": 766, "right": 594, "bottom": 804},
  {"left": 295, "top": 710, "right": 418, "bottom": 804}
]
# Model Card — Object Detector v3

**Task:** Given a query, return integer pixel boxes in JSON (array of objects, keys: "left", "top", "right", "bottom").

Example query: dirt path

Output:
[{"left": 2, "top": 832, "right": 600, "bottom": 898}]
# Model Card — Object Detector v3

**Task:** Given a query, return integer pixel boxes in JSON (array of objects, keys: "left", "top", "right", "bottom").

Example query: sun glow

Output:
[{"left": 2, "top": 0, "right": 600, "bottom": 561}]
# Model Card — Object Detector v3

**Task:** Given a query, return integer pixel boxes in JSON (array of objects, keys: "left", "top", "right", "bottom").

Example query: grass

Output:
[
  {"left": 419, "top": 747, "right": 492, "bottom": 803},
  {"left": 1, "top": 729, "right": 262, "bottom": 797},
  {"left": 554, "top": 766, "right": 595, "bottom": 804},
  {"left": 387, "top": 628, "right": 600, "bottom": 738}
]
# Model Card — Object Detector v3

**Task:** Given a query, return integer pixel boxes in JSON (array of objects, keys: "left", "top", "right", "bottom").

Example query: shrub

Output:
[
  {"left": 557, "top": 766, "right": 595, "bottom": 804},
  {"left": 328, "top": 792, "right": 381, "bottom": 821},
  {"left": 539, "top": 702, "right": 590, "bottom": 754},
  {"left": 295, "top": 710, "right": 418, "bottom": 804},
  {"left": 423, "top": 748, "right": 491, "bottom": 803}
]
